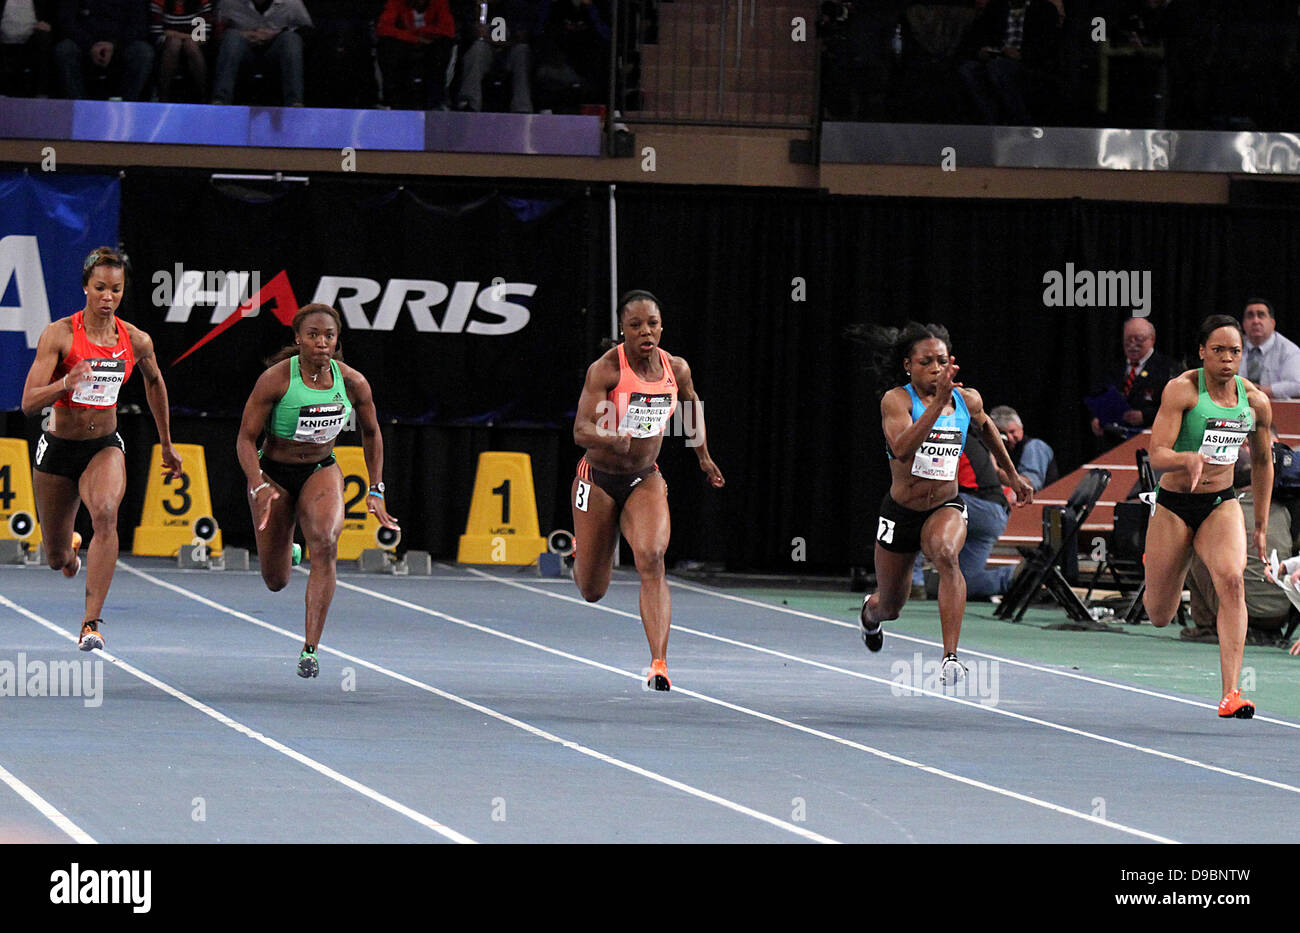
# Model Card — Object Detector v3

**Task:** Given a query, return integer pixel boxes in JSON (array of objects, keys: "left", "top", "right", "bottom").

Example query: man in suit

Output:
[
  {"left": 1089, "top": 316, "right": 1176, "bottom": 444},
  {"left": 1241, "top": 298, "right": 1300, "bottom": 400}
]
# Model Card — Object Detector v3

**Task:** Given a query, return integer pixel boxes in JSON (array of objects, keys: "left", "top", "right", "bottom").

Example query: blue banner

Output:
[{"left": 0, "top": 172, "right": 121, "bottom": 411}]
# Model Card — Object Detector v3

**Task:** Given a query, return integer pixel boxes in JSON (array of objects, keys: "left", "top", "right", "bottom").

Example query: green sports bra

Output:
[
  {"left": 266, "top": 356, "right": 353, "bottom": 444},
  {"left": 1172, "top": 369, "right": 1253, "bottom": 465}
]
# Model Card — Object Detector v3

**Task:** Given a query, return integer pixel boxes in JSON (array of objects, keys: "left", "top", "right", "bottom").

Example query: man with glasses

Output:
[
  {"left": 1089, "top": 316, "right": 1176, "bottom": 445},
  {"left": 1241, "top": 298, "right": 1300, "bottom": 400}
]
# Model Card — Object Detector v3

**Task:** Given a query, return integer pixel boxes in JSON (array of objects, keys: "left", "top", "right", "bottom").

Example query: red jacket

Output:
[{"left": 376, "top": 0, "right": 455, "bottom": 42}]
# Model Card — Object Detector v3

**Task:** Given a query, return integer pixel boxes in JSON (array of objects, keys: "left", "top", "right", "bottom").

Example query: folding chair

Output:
[
  {"left": 1087, "top": 500, "right": 1152, "bottom": 624},
  {"left": 1086, "top": 448, "right": 1156, "bottom": 624},
  {"left": 995, "top": 468, "right": 1111, "bottom": 623}
]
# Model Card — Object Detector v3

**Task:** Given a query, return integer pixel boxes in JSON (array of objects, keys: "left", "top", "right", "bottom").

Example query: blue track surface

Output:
[{"left": 2, "top": 559, "right": 1297, "bottom": 844}]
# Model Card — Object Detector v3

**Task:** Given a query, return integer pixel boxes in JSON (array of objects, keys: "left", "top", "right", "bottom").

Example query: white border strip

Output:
[
  {"left": 0, "top": 761, "right": 96, "bottom": 844},
  {"left": 0, "top": 593, "right": 475, "bottom": 845}
]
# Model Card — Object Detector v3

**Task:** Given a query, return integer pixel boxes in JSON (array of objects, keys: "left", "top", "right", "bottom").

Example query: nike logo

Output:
[{"left": 112, "top": 348, "right": 128, "bottom": 358}]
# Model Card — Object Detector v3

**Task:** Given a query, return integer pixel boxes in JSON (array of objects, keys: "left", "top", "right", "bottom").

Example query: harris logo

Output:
[{"left": 161, "top": 266, "right": 540, "bottom": 365}]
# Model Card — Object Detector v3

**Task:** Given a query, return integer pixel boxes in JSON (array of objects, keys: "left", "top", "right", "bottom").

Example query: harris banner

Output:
[{"left": 118, "top": 173, "right": 595, "bottom": 425}]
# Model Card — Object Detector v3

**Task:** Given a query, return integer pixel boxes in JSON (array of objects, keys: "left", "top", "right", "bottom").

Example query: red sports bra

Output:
[{"left": 53, "top": 311, "right": 135, "bottom": 410}]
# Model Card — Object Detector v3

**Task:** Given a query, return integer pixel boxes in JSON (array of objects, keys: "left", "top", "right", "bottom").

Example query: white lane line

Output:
[
  {"left": 0, "top": 761, "right": 96, "bottom": 844},
  {"left": 117, "top": 562, "right": 833, "bottom": 844},
  {"left": 666, "top": 578, "right": 1300, "bottom": 731},
  {"left": 0, "top": 592, "right": 475, "bottom": 845},
  {"left": 461, "top": 569, "right": 1300, "bottom": 797},
  {"left": 328, "top": 571, "right": 1175, "bottom": 843}
]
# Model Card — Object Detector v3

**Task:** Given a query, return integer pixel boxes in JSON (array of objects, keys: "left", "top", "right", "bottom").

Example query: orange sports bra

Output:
[
  {"left": 607, "top": 344, "right": 678, "bottom": 438},
  {"left": 53, "top": 311, "right": 135, "bottom": 410}
]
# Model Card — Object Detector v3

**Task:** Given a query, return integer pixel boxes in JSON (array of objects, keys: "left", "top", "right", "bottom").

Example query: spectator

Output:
[
  {"left": 1241, "top": 297, "right": 1300, "bottom": 400},
  {"left": 1106, "top": 0, "right": 1210, "bottom": 129},
  {"left": 533, "top": 0, "right": 608, "bottom": 110},
  {"left": 304, "top": 0, "right": 380, "bottom": 108},
  {"left": 956, "top": 0, "right": 1062, "bottom": 125},
  {"left": 211, "top": 0, "right": 312, "bottom": 106},
  {"left": 0, "top": 0, "right": 55, "bottom": 97},
  {"left": 377, "top": 0, "right": 455, "bottom": 110},
  {"left": 989, "top": 404, "right": 1059, "bottom": 492},
  {"left": 913, "top": 433, "right": 1016, "bottom": 601},
  {"left": 1087, "top": 316, "right": 1176, "bottom": 445},
  {"left": 818, "top": 0, "right": 905, "bottom": 122},
  {"left": 54, "top": 0, "right": 155, "bottom": 101},
  {"left": 453, "top": 0, "right": 534, "bottom": 113},
  {"left": 152, "top": 0, "right": 213, "bottom": 101}
]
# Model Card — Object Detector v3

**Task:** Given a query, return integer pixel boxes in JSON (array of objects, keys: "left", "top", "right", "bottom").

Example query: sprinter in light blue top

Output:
[
  {"left": 897, "top": 381, "right": 970, "bottom": 482},
  {"left": 855, "top": 322, "right": 1034, "bottom": 688}
]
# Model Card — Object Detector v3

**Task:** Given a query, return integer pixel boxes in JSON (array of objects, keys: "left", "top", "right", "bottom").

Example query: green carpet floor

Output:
[{"left": 727, "top": 588, "right": 1300, "bottom": 720}]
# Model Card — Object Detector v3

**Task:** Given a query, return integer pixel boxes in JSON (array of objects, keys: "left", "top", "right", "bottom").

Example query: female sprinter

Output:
[
  {"left": 236, "top": 304, "right": 398, "bottom": 679},
  {"left": 1146, "top": 314, "right": 1272, "bottom": 719},
  {"left": 857, "top": 323, "right": 1033, "bottom": 683},
  {"left": 571, "top": 290, "right": 725, "bottom": 690},
  {"left": 20, "top": 246, "right": 182, "bottom": 651}
]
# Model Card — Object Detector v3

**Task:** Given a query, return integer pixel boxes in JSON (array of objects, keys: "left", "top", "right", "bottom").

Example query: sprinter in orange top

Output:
[
  {"left": 572, "top": 290, "right": 724, "bottom": 690},
  {"left": 20, "top": 247, "right": 182, "bottom": 651}
]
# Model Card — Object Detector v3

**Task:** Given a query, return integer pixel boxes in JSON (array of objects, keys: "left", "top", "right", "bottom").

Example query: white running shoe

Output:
[{"left": 940, "top": 653, "right": 967, "bottom": 686}]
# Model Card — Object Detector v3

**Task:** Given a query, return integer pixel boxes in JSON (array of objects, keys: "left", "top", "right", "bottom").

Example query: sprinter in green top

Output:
[
  {"left": 236, "top": 304, "right": 399, "bottom": 679},
  {"left": 1145, "top": 314, "right": 1272, "bottom": 720}
]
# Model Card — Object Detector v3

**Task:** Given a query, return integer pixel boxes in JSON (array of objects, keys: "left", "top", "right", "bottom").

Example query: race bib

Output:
[
  {"left": 618, "top": 392, "right": 674, "bottom": 438},
  {"left": 70, "top": 358, "right": 127, "bottom": 407},
  {"left": 294, "top": 402, "right": 348, "bottom": 444},
  {"left": 911, "top": 427, "right": 962, "bottom": 481},
  {"left": 1199, "top": 415, "right": 1251, "bottom": 465}
]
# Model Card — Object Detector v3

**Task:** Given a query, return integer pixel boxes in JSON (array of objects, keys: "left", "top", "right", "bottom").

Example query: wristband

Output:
[
  {"left": 249, "top": 482, "right": 271, "bottom": 498},
  {"left": 62, "top": 374, "right": 68, "bottom": 392},
  {"left": 367, "top": 490, "right": 384, "bottom": 499}
]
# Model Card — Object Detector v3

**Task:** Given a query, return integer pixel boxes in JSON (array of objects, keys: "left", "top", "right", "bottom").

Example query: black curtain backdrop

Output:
[
  {"left": 616, "top": 189, "right": 1300, "bottom": 573},
  {"left": 10, "top": 172, "right": 1300, "bottom": 571},
  {"left": 116, "top": 170, "right": 600, "bottom": 425}
]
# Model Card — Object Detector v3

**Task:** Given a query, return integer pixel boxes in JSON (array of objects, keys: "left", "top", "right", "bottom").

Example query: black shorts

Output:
[
  {"left": 259, "top": 453, "right": 338, "bottom": 504},
  {"left": 575, "top": 458, "right": 660, "bottom": 513},
  {"left": 1155, "top": 486, "right": 1236, "bottom": 534},
  {"left": 875, "top": 492, "right": 967, "bottom": 554},
  {"left": 32, "top": 431, "right": 125, "bottom": 480}
]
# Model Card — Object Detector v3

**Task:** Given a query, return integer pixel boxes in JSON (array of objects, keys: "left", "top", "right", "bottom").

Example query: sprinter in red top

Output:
[
  {"left": 571, "top": 290, "right": 724, "bottom": 690},
  {"left": 20, "top": 247, "right": 182, "bottom": 651}
]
